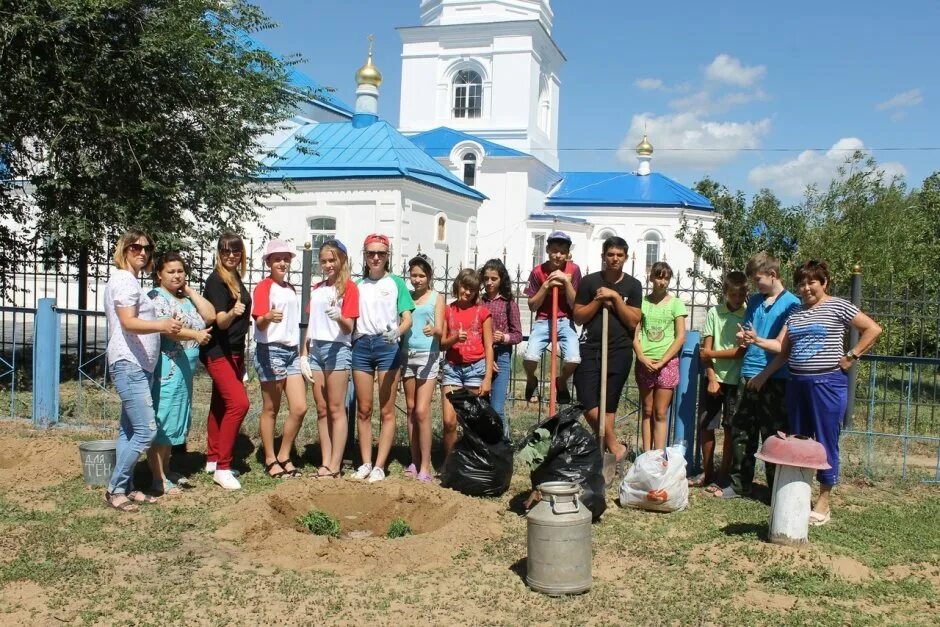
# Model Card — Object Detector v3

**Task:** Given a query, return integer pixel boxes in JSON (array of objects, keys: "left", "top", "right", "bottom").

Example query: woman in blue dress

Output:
[{"left": 147, "top": 253, "right": 216, "bottom": 495}]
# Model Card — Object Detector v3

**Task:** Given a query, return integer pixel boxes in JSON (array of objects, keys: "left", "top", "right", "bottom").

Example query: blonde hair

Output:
[
  {"left": 213, "top": 233, "right": 247, "bottom": 300},
  {"left": 320, "top": 242, "right": 350, "bottom": 299},
  {"left": 745, "top": 252, "right": 780, "bottom": 279},
  {"left": 112, "top": 228, "right": 153, "bottom": 273}
]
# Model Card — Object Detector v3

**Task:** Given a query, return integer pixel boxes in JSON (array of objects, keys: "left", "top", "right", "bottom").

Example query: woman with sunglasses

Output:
[
  {"left": 104, "top": 229, "right": 182, "bottom": 512},
  {"left": 351, "top": 234, "right": 414, "bottom": 483},
  {"left": 200, "top": 233, "right": 252, "bottom": 490}
]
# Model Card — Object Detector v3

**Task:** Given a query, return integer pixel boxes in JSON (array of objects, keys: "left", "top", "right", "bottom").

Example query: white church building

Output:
[{"left": 256, "top": 0, "right": 715, "bottom": 281}]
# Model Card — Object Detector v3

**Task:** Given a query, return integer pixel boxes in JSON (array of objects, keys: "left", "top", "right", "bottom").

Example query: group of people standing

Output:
[{"left": 101, "top": 226, "right": 880, "bottom": 526}]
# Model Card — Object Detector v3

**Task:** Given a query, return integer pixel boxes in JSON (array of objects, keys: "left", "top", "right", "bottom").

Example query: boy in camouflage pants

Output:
[{"left": 713, "top": 253, "right": 801, "bottom": 499}]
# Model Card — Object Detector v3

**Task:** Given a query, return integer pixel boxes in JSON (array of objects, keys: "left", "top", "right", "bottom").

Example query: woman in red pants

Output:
[{"left": 200, "top": 233, "right": 252, "bottom": 490}]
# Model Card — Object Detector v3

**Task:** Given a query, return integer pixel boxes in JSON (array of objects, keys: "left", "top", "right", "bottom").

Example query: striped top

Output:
[{"left": 786, "top": 297, "right": 860, "bottom": 375}]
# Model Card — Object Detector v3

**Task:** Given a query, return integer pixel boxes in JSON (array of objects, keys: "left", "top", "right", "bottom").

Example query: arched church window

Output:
[
  {"left": 538, "top": 76, "right": 551, "bottom": 135},
  {"left": 436, "top": 214, "right": 447, "bottom": 243},
  {"left": 462, "top": 152, "right": 476, "bottom": 186},
  {"left": 644, "top": 232, "right": 662, "bottom": 274},
  {"left": 453, "top": 70, "right": 482, "bottom": 119}
]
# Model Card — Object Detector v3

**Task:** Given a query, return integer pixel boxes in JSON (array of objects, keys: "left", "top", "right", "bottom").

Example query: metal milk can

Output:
[
  {"left": 756, "top": 432, "right": 832, "bottom": 545},
  {"left": 526, "top": 481, "right": 593, "bottom": 595}
]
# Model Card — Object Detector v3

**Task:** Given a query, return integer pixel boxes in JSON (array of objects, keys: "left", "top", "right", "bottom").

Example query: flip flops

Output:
[
  {"left": 809, "top": 510, "right": 831, "bottom": 526},
  {"left": 711, "top": 485, "right": 740, "bottom": 499}
]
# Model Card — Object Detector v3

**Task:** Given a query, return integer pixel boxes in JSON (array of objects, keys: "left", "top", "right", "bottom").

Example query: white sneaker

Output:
[
  {"left": 352, "top": 463, "right": 373, "bottom": 480},
  {"left": 213, "top": 469, "right": 241, "bottom": 491},
  {"left": 205, "top": 461, "right": 217, "bottom": 473},
  {"left": 367, "top": 467, "right": 386, "bottom": 483}
]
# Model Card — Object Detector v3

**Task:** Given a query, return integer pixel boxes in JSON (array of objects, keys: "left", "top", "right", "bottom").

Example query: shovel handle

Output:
[
  {"left": 599, "top": 307, "right": 608, "bottom": 444},
  {"left": 549, "top": 286, "right": 559, "bottom": 416}
]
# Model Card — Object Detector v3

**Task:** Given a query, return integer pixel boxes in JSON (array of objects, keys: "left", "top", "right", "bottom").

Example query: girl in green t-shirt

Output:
[{"left": 633, "top": 262, "right": 687, "bottom": 451}]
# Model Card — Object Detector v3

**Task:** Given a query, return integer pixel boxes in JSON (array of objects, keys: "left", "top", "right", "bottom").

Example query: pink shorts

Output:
[{"left": 635, "top": 357, "right": 680, "bottom": 390}]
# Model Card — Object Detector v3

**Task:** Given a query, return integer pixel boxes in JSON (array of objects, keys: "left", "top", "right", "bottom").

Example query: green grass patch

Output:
[
  {"left": 297, "top": 509, "right": 341, "bottom": 538},
  {"left": 386, "top": 518, "right": 412, "bottom": 539}
]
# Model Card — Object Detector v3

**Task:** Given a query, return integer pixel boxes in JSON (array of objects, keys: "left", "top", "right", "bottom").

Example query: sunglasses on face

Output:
[
  {"left": 126, "top": 243, "right": 154, "bottom": 255},
  {"left": 220, "top": 247, "right": 243, "bottom": 256},
  {"left": 365, "top": 250, "right": 388, "bottom": 258}
]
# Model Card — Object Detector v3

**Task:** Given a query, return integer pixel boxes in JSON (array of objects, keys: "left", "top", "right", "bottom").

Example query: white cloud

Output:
[
  {"left": 876, "top": 88, "right": 923, "bottom": 111},
  {"left": 705, "top": 54, "right": 766, "bottom": 87},
  {"left": 747, "top": 138, "right": 908, "bottom": 197},
  {"left": 670, "top": 88, "right": 769, "bottom": 115},
  {"left": 635, "top": 78, "right": 665, "bottom": 90},
  {"left": 619, "top": 113, "right": 772, "bottom": 169}
]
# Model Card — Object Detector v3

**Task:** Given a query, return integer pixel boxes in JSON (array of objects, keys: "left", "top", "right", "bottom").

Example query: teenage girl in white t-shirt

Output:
[
  {"left": 300, "top": 240, "right": 359, "bottom": 478},
  {"left": 252, "top": 239, "right": 306, "bottom": 479},
  {"left": 350, "top": 234, "right": 414, "bottom": 483}
]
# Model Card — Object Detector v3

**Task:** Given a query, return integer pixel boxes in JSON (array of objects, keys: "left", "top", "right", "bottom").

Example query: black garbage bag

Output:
[
  {"left": 441, "top": 389, "right": 513, "bottom": 497},
  {"left": 522, "top": 405, "right": 607, "bottom": 521},
  {"left": 445, "top": 388, "right": 505, "bottom": 444}
]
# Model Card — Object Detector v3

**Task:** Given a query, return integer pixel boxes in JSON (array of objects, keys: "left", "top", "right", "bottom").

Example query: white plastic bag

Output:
[{"left": 619, "top": 445, "right": 689, "bottom": 513}]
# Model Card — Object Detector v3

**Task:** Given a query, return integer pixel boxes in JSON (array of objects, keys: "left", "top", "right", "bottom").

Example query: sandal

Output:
[
  {"left": 809, "top": 510, "right": 831, "bottom": 526},
  {"left": 277, "top": 458, "right": 302, "bottom": 478},
  {"left": 316, "top": 466, "right": 340, "bottom": 478},
  {"left": 704, "top": 483, "right": 723, "bottom": 495},
  {"left": 688, "top": 473, "right": 707, "bottom": 487},
  {"left": 264, "top": 460, "right": 287, "bottom": 479},
  {"left": 105, "top": 492, "right": 139, "bottom": 513},
  {"left": 151, "top": 479, "right": 182, "bottom": 497},
  {"left": 524, "top": 379, "right": 540, "bottom": 404},
  {"left": 711, "top": 485, "right": 740, "bottom": 499},
  {"left": 127, "top": 490, "right": 159, "bottom": 504},
  {"left": 404, "top": 463, "right": 418, "bottom": 478}
]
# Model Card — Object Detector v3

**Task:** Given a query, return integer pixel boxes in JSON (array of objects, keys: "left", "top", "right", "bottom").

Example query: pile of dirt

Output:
[
  {"left": 0, "top": 427, "right": 83, "bottom": 500},
  {"left": 215, "top": 479, "right": 503, "bottom": 574}
]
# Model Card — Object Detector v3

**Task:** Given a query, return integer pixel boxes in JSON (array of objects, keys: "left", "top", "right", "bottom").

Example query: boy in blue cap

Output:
[{"left": 523, "top": 231, "right": 582, "bottom": 404}]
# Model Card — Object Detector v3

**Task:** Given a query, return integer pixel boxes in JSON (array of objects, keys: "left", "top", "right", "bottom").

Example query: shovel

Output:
[
  {"left": 549, "top": 286, "right": 559, "bottom": 416},
  {"left": 599, "top": 307, "right": 616, "bottom": 487}
]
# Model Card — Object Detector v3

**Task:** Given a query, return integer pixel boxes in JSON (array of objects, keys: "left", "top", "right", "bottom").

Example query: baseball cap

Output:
[{"left": 546, "top": 230, "right": 572, "bottom": 244}]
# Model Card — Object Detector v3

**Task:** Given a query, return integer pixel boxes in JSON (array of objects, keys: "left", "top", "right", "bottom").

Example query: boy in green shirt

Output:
[{"left": 690, "top": 271, "right": 748, "bottom": 490}]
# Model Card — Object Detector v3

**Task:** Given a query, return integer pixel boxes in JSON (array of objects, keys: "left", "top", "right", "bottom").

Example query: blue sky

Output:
[{"left": 253, "top": 0, "right": 938, "bottom": 200}]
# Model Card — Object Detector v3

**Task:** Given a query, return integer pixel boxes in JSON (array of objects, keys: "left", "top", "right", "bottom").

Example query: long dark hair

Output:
[{"left": 479, "top": 258, "right": 513, "bottom": 302}]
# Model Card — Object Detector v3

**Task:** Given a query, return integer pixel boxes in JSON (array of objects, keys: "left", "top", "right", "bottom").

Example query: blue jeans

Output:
[
  {"left": 524, "top": 318, "right": 581, "bottom": 364},
  {"left": 351, "top": 334, "right": 402, "bottom": 372},
  {"left": 442, "top": 359, "right": 486, "bottom": 388},
  {"left": 490, "top": 347, "right": 513, "bottom": 437},
  {"left": 254, "top": 342, "right": 301, "bottom": 382},
  {"left": 108, "top": 360, "right": 156, "bottom": 495}
]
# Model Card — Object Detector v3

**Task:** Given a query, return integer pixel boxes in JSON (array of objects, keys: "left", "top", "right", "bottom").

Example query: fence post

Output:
[
  {"left": 670, "top": 330, "right": 700, "bottom": 468},
  {"left": 32, "top": 298, "right": 61, "bottom": 428},
  {"left": 845, "top": 264, "right": 862, "bottom": 429},
  {"left": 298, "top": 242, "right": 313, "bottom": 347}
]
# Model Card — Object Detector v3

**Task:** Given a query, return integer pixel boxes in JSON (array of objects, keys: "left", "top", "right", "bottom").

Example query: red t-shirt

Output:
[
  {"left": 524, "top": 261, "right": 582, "bottom": 321},
  {"left": 445, "top": 303, "right": 491, "bottom": 365}
]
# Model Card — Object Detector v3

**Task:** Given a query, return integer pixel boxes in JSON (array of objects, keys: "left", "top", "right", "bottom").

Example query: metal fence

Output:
[{"left": 1, "top": 244, "right": 938, "bottom": 480}]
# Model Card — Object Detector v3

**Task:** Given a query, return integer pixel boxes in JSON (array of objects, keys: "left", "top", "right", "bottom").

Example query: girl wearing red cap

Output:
[
  {"left": 252, "top": 239, "right": 306, "bottom": 479},
  {"left": 350, "top": 234, "right": 415, "bottom": 483}
]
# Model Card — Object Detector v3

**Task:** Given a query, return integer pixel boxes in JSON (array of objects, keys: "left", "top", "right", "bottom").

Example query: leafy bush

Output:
[
  {"left": 297, "top": 509, "right": 341, "bottom": 538},
  {"left": 386, "top": 518, "right": 412, "bottom": 539}
]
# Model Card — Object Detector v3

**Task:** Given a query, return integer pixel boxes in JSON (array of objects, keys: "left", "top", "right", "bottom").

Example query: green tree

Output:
[
  {"left": 0, "top": 0, "right": 303, "bottom": 298},
  {"left": 677, "top": 178, "right": 802, "bottom": 290}
]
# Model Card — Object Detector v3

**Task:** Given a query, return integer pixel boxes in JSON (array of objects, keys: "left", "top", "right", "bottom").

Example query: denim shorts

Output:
[
  {"left": 442, "top": 359, "right": 486, "bottom": 388},
  {"left": 351, "top": 334, "right": 402, "bottom": 372},
  {"left": 254, "top": 342, "right": 301, "bottom": 382},
  {"left": 308, "top": 340, "right": 352, "bottom": 372},
  {"left": 401, "top": 350, "right": 441, "bottom": 380},
  {"left": 524, "top": 318, "right": 581, "bottom": 364}
]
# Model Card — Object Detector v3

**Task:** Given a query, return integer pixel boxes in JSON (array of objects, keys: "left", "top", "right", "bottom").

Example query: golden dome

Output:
[
  {"left": 636, "top": 134, "right": 653, "bottom": 156},
  {"left": 356, "top": 36, "right": 382, "bottom": 87}
]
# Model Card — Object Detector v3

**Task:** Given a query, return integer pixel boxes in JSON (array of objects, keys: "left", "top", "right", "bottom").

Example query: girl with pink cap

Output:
[{"left": 252, "top": 239, "right": 306, "bottom": 478}]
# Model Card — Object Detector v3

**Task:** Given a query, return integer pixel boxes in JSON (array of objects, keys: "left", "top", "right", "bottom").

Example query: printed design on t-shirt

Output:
[
  {"left": 789, "top": 322, "right": 827, "bottom": 363},
  {"left": 646, "top": 325, "right": 665, "bottom": 342}
]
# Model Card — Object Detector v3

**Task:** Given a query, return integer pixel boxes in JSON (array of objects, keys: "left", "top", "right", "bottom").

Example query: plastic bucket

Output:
[{"left": 78, "top": 440, "right": 117, "bottom": 487}]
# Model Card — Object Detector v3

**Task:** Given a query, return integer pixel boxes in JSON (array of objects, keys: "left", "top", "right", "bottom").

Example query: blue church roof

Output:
[
  {"left": 285, "top": 67, "right": 353, "bottom": 117},
  {"left": 546, "top": 172, "right": 713, "bottom": 210},
  {"left": 408, "top": 127, "right": 528, "bottom": 158},
  {"left": 257, "top": 120, "right": 487, "bottom": 201}
]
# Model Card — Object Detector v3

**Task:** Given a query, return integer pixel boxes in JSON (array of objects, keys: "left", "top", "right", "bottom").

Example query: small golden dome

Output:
[
  {"left": 636, "top": 134, "right": 653, "bottom": 156},
  {"left": 356, "top": 35, "right": 382, "bottom": 87}
]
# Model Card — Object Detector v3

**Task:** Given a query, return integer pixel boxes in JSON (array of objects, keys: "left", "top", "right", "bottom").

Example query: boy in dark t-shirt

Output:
[{"left": 573, "top": 236, "right": 642, "bottom": 464}]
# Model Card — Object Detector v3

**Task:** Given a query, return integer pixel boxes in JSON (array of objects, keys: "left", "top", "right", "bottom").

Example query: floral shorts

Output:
[{"left": 635, "top": 356, "right": 680, "bottom": 390}]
